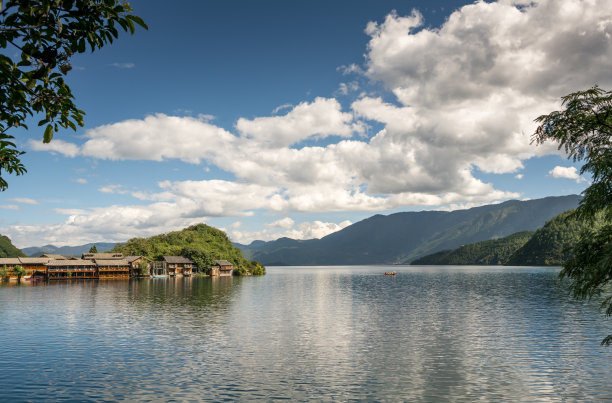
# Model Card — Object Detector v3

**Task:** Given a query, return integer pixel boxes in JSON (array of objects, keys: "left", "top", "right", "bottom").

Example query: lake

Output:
[{"left": 1, "top": 266, "right": 611, "bottom": 401}]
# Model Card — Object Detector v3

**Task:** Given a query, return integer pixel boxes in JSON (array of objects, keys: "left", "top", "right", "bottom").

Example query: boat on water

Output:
[
  {"left": 151, "top": 275, "right": 168, "bottom": 278},
  {"left": 384, "top": 272, "right": 397, "bottom": 276}
]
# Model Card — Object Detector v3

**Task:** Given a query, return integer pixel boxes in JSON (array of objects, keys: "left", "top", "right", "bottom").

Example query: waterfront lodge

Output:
[{"left": 0, "top": 253, "right": 234, "bottom": 281}]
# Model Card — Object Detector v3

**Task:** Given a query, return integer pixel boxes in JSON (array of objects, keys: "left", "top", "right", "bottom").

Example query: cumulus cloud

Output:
[
  {"left": 549, "top": 166, "right": 584, "bottom": 182},
  {"left": 267, "top": 217, "right": 295, "bottom": 229},
  {"left": 236, "top": 97, "right": 364, "bottom": 148},
  {"left": 230, "top": 219, "right": 352, "bottom": 244},
  {"left": 19, "top": 0, "right": 611, "bottom": 245},
  {"left": 28, "top": 139, "right": 80, "bottom": 157},
  {"left": 75, "top": 178, "right": 88, "bottom": 184}
]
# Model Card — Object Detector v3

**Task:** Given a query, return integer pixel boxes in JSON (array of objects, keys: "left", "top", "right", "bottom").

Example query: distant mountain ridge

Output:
[
  {"left": 21, "top": 242, "right": 117, "bottom": 257},
  {"left": 237, "top": 195, "right": 582, "bottom": 265}
]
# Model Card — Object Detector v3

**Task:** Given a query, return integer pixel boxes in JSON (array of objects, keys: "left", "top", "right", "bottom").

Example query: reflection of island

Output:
[{"left": 127, "top": 276, "right": 240, "bottom": 313}]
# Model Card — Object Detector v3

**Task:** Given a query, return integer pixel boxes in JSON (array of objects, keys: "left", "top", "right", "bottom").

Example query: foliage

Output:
[
  {"left": 0, "top": 234, "right": 25, "bottom": 257},
  {"left": 112, "top": 223, "right": 265, "bottom": 276},
  {"left": 533, "top": 86, "right": 612, "bottom": 344},
  {"left": 88, "top": 244, "right": 98, "bottom": 253},
  {"left": 505, "top": 211, "right": 594, "bottom": 266},
  {"left": 137, "top": 260, "right": 149, "bottom": 276},
  {"left": 412, "top": 231, "right": 535, "bottom": 265},
  {"left": 0, "top": 0, "right": 147, "bottom": 190},
  {"left": 533, "top": 87, "right": 612, "bottom": 223},
  {"left": 0, "top": 265, "right": 8, "bottom": 278},
  {"left": 13, "top": 264, "right": 25, "bottom": 280}
]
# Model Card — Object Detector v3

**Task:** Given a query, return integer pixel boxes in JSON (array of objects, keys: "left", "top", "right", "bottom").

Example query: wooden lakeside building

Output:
[
  {"left": 0, "top": 254, "right": 237, "bottom": 280},
  {"left": 162, "top": 256, "right": 194, "bottom": 276},
  {"left": 95, "top": 259, "right": 130, "bottom": 279},
  {"left": 210, "top": 260, "right": 234, "bottom": 277},
  {"left": 46, "top": 259, "right": 97, "bottom": 279}
]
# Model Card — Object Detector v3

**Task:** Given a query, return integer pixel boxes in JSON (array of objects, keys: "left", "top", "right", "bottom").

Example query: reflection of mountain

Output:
[{"left": 237, "top": 195, "right": 581, "bottom": 265}]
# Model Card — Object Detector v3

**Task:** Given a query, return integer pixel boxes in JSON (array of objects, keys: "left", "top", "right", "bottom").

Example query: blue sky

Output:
[{"left": 1, "top": 0, "right": 609, "bottom": 248}]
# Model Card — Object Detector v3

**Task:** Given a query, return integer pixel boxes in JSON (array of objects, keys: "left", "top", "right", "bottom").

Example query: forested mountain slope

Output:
[
  {"left": 0, "top": 235, "right": 25, "bottom": 258},
  {"left": 411, "top": 231, "right": 535, "bottom": 265},
  {"left": 238, "top": 195, "right": 581, "bottom": 265}
]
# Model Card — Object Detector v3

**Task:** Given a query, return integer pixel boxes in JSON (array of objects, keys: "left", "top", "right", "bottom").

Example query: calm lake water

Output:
[{"left": 1, "top": 266, "right": 611, "bottom": 401}]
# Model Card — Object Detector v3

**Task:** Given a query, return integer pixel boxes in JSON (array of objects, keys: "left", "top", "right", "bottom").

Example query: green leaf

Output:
[{"left": 43, "top": 124, "right": 54, "bottom": 143}]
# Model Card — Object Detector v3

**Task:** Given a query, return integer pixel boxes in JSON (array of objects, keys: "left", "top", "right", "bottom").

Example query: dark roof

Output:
[
  {"left": 215, "top": 260, "right": 233, "bottom": 267},
  {"left": 163, "top": 256, "right": 193, "bottom": 264}
]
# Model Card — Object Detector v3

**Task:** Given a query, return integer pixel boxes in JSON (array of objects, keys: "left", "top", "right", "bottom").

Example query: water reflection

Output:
[{"left": 0, "top": 267, "right": 611, "bottom": 401}]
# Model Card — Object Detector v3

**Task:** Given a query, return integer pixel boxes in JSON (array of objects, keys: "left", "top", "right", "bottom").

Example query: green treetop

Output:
[
  {"left": 0, "top": 0, "right": 147, "bottom": 190},
  {"left": 533, "top": 86, "right": 612, "bottom": 344}
]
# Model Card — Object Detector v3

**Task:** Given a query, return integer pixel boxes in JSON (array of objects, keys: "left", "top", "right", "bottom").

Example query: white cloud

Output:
[
  {"left": 75, "top": 178, "right": 88, "bottom": 184},
  {"left": 549, "top": 166, "right": 584, "bottom": 182},
  {"left": 110, "top": 62, "right": 135, "bottom": 69},
  {"left": 28, "top": 139, "right": 80, "bottom": 157},
  {"left": 230, "top": 219, "right": 352, "bottom": 244},
  {"left": 515, "top": 174, "right": 524, "bottom": 180},
  {"left": 98, "top": 184, "right": 129, "bottom": 194},
  {"left": 272, "top": 104, "right": 293, "bottom": 114},
  {"left": 267, "top": 217, "right": 295, "bottom": 229},
  {"left": 0, "top": 204, "right": 19, "bottom": 210},
  {"left": 236, "top": 97, "right": 364, "bottom": 148},
  {"left": 9, "top": 198, "right": 40, "bottom": 205}
]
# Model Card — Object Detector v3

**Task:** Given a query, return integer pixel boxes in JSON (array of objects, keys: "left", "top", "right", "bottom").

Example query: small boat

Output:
[
  {"left": 384, "top": 272, "right": 397, "bottom": 276},
  {"left": 151, "top": 275, "right": 168, "bottom": 279}
]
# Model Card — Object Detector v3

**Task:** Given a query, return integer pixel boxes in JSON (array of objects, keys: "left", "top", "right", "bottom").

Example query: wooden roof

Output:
[
  {"left": 0, "top": 258, "right": 21, "bottom": 265},
  {"left": 163, "top": 256, "right": 193, "bottom": 264},
  {"left": 39, "top": 254, "right": 66, "bottom": 259},
  {"left": 95, "top": 259, "right": 130, "bottom": 267},
  {"left": 215, "top": 260, "right": 233, "bottom": 267},
  {"left": 18, "top": 257, "right": 51, "bottom": 265},
  {"left": 46, "top": 259, "right": 96, "bottom": 267}
]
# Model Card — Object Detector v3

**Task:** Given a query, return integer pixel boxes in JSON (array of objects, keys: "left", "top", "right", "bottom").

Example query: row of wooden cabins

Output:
[{"left": 0, "top": 253, "right": 234, "bottom": 281}]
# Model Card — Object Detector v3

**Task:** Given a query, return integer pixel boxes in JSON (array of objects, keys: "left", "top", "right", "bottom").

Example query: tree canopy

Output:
[
  {"left": 533, "top": 86, "right": 612, "bottom": 344},
  {"left": 0, "top": 0, "right": 147, "bottom": 190}
]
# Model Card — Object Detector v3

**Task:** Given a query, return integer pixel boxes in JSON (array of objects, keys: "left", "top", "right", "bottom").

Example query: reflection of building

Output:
[
  {"left": 211, "top": 260, "right": 233, "bottom": 277},
  {"left": 162, "top": 256, "right": 194, "bottom": 276}
]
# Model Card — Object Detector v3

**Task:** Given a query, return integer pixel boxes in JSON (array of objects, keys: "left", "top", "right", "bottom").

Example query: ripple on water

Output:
[{"left": 0, "top": 268, "right": 611, "bottom": 401}]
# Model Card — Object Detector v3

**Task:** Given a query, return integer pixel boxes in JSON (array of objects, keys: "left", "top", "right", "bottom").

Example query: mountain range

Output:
[
  {"left": 236, "top": 195, "right": 582, "bottom": 265},
  {"left": 21, "top": 242, "right": 117, "bottom": 257}
]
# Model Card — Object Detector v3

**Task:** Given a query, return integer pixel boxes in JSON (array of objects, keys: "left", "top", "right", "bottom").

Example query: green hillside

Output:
[
  {"left": 412, "top": 210, "right": 600, "bottom": 266},
  {"left": 411, "top": 231, "right": 535, "bottom": 265},
  {"left": 112, "top": 223, "right": 265, "bottom": 275},
  {"left": 0, "top": 235, "right": 25, "bottom": 258},
  {"left": 505, "top": 211, "right": 593, "bottom": 266}
]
